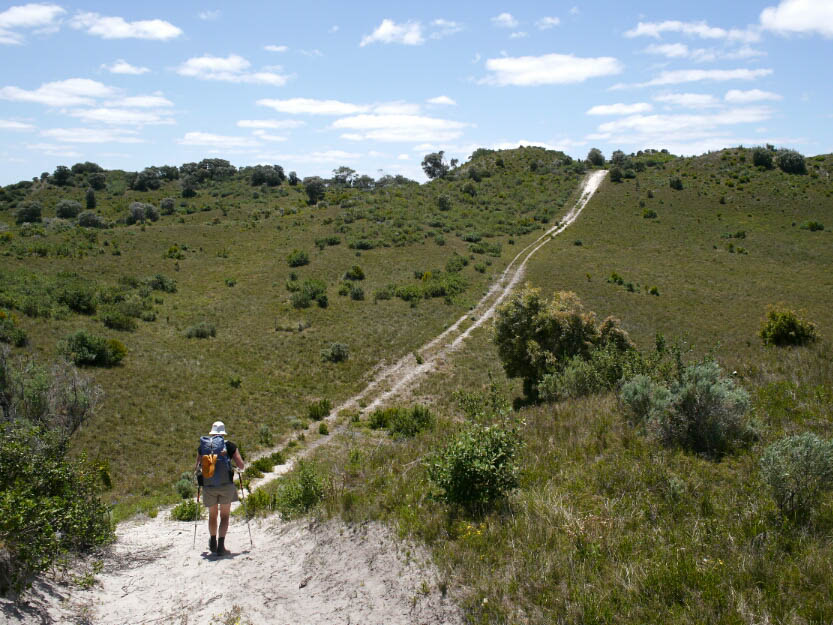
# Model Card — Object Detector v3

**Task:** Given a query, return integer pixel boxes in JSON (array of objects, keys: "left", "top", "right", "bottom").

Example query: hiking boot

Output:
[
  {"left": 209, "top": 535, "right": 217, "bottom": 553},
  {"left": 216, "top": 537, "right": 227, "bottom": 556}
]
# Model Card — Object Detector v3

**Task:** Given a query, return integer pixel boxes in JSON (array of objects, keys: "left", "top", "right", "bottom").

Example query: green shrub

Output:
[
  {"left": 274, "top": 461, "right": 324, "bottom": 518},
  {"left": 318, "top": 422, "right": 329, "bottom": 435},
  {"left": 368, "top": 406, "right": 398, "bottom": 429},
  {"left": 777, "top": 149, "right": 807, "bottom": 174},
  {"left": 669, "top": 177, "right": 683, "bottom": 190},
  {"left": 291, "top": 291, "right": 311, "bottom": 309},
  {"left": 270, "top": 450, "right": 286, "bottom": 465},
  {"left": 146, "top": 273, "right": 177, "bottom": 293},
  {"left": 427, "top": 422, "right": 522, "bottom": 508},
  {"left": 445, "top": 254, "right": 468, "bottom": 273},
  {"left": 59, "top": 331, "right": 126, "bottom": 367},
  {"left": 15, "top": 202, "right": 42, "bottom": 224},
  {"left": 56, "top": 279, "right": 97, "bottom": 314},
  {"left": 620, "top": 374, "right": 671, "bottom": 426},
  {"left": 643, "top": 209, "right": 658, "bottom": 219},
  {"left": 752, "top": 147, "right": 774, "bottom": 169},
  {"left": 759, "top": 306, "right": 817, "bottom": 346},
  {"left": 55, "top": 199, "right": 82, "bottom": 219},
  {"left": 77, "top": 210, "right": 105, "bottom": 228},
  {"left": 760, "top": 432, "right": 833, "bottom": 521},
  {"left": 799, "top": 221, "right": 824, "bottom": 232},
  {"left": 170, "top": 499, "right": 201, "bottom": 521},
  {"left": 349, "top": 285, "right": 364, "bottom": 301},
  {"left": 389, "top": 404, "right": 434, "bottom": 438},
  {"left": 100, "top": 306, "right": 138, "bottom": 331},
  {"left": 287, "top": 249, "right": 309, "bottom": 267},
  {"left": 0, "top": 311, "right": 27, "bottom": 347},
  {"left": 159, "top": 197, "right": 175, "bottom": 215},
  {"left": 252, "top": 456, "right": 274, "bottom": 473},
  {"left": 343, "top": 265, "right": 365, "bottom": 280},
  {"left": 437, "top": 195, "right": 451, "bottom": 211},
  {"left": 609, "top": 167, "right": 623, "bottom": 183},
  {"left": 174, "top": 472, "right": 196, "bottom": 499},
  {"left": 185, "top": 322, "right": 216, "bottom": 339},
  {"left": 258, "top": 425, "right": 273, "bottom": 447},
  {"left": 243, "top": 466, "right": 263, "bottom": 480},
  {"left": 308, "top": 398, "right": 332, "bottom": 420},
  {"left": 321, "top": 342, "right": 349, "bottom": 363}
]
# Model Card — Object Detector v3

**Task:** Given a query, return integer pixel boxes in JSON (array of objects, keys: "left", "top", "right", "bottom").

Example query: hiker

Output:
[{"left": 196, "top": 421, "right": 245, "bottom": 556}]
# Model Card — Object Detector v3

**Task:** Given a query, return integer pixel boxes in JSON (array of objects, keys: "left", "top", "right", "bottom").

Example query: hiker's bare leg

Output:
[
  {"left": 208, "top": 504, "right": 219, "bottom": 536},
  {"left": 218, "top": 503, "right": 231, "bottom": 538}
]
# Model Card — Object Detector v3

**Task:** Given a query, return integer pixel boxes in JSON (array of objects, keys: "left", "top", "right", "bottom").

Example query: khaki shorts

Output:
[{"left": 202, "top": 482, "right": 238, "bottom": 507}]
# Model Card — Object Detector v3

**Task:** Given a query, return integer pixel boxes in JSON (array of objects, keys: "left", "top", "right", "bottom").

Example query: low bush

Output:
[
  {"left": 15, "top": 202, "right": 42, "bottom": 224},
  {"left": 321, "top": 342, "right": 349, "bottom": 363},
  {"left": 159, "top": 197, "right": 175, "bottom": 215},
  {"left": 185, "top": 322, "right": 216, "bottom": 339},
  {"left": 760, "top": 432, "right": 833, "bottom": 521},
  {"left": 777, "top": 149, "right": 807, "bottom": 175},
  {"left": 389, "top": 404, "right": 434, "bottom": 438},
  {"left": 59, "top": 331, "right": 126, "bottom": 367},
  {"left": 308, "top": 398, "right": 332, "bottom": 420},
  {"left": 174, "top": 472, "right": 196, "bottom": 499},
  {"left": 445, "top": 254, "right": 468, "bottom": 273},
  {"left": 752, "top": 147, "right": 774, "bottom": 169},
  {"left": 127, "top": 202, "right": 159, "bottom": 224},
  {"left": 56, "top": 279, "right": 97, "bottom": 314},
  {"left": 0, "top": 310, "right": 27, "bottom": 347},
  {"left": 427, "top": 421, "right": 522, "bottom": 509},
  {"left": 77, "top": 210, "right": 105, "bottom": 228},
  {"left": 55, "top": 199, "right": 82, "bottom": 219},
  {"left": 287, "top": 249, "right": 309, "bottom": 267},
  {"left": 146, "top": 273, "right": 177, "bottom": 293},
  {"left": 799, "top": 221, "right": 824, "bottom": 232},
  {"left": 349, "top": 286, "right": 364, "bottom": 301},
  {"left": 343, "top": 265, "right": 365, "bottom": 280},
  {"left": 669, "top": 177, "right": 684, "bottom": 190},
  {"left": 170, "top": 500, "right": 201, "bottom": 521},
  {"left": 318, "top": 422, "right": 329, "bottom": 435},
  {"left": 274, "top": 461, "right": 324, "bottom": 518},
  {"left": 759, "top": 306, "right": 817, "bottom": 346},
  {"left": 252, "top": 456, "right": 275, "bottom": 473},
  {"left": 100, "top": 306, "right": 138, "bottom": 331}
]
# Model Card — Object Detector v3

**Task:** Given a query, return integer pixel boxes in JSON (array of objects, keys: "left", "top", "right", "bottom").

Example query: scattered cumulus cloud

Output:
[
  {"left": 329, "top": 25, "right": 339, "bottom": 33},
  {"left": 26, "top": 142, "right": 82, "bottom": 157},
  {"left": 629, "top": 68, "right": 773, "bottom": 88},
  {"left": 0, "top": 3, "right": 66, "bottom": 45},
  {"left": 625, "top": 20, "right": 760, "bottom": 43},
  {"left": 0, "top": 78, "right": 119, "bottom": 107},
  {"left": 587, "top": 102, "right": 653, "bottom": 115},
  {"left": 427, "top": 95, "right": 456, "bottom": 106},
  {"left": 760, "top": 0, "right": 833, "bottom": 37},
  {"left": 254, "top": 150, "right": 362, "bottom": 164},
  {"left": 373, "top": 101, "right": 421, "bottom": 115},
  {"left": 644, "top": 43, "right": 690, "bottom": 58},
  {"left": 509, "top": 31, "right": 528, "bottom": 39},
  {"left": 264, "top": 44, "right": 288, "bottom": 52},
  {"left": 102, "top": 59, "right": 150, "bottom": 75},
  {"left": 333, "top": 114, "right": 469, "bottom": 143},
  {"left": 0, "top": 119, "right": 35, "bottom": 130},
  {"left": 397, "top": 153, "right": 410, "bottom": 160},
  {"left": 251, "top": 130, "right": 287, "bottom": 142},
  {"left": 108, "top": 94, "right": 173, "bottom": 108},
  {"left": 67, "top": 107, "right": 174, "bottom": 126},
  {"left": 431, "top": 19, "right": 463, "bottom": 39},
  {"left": 257, "top": 98, "right": 369, "bottom": 115},
  {"left": 69, "top": 12, "right": 182, "bottom": 40},
  {"left": 178, "top": 132, "right": 259, "bottom": 148},
  {"left": 176, "top": 54, "right": 289, "bottom": 86},
  {"left": 725, "top": 88, "right": 782, "bottom": 103},
  {"left": 492, "top": 13, "right": 518, "bottom": 29},
  {"left": 482, "top": 53, "right": 623, "bottom": 86},
  {"left": 490, "top": 138, "right": 587, "bottom": 151},
  {"left": 536, "top": 17, "right": 560, "bottom": 30},
  {"left": 654, "top": 93, "right": 721, "bottom": 108},
  {"left": 198, "top": 10, "right": 220, "bottom": 21},
  {"left": 237, "top": 119, "right": 305, "bottom": 129},
  {"left": 41, "top": 127, "right": 144, "bottom": 143},
  {"left": 360, "top": 19, "right": 423, "bottom": 46}
]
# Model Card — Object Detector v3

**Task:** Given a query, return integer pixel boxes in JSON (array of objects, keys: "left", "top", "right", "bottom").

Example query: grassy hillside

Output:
[
  {"left": 275, "top": 147, "right": 833, "bottom": 624},
  {"left": 0, "top": 147, "right": 586, "bottom": 506}
]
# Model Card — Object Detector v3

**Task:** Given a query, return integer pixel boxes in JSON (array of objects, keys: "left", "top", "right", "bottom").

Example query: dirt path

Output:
[{"left": 1, "top": 170, "right": 606, "bottom": 625}]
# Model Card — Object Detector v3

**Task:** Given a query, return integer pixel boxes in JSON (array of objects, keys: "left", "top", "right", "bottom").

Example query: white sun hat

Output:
[{"left": 209, "top": 421, "right": 228, "bottom": 436}]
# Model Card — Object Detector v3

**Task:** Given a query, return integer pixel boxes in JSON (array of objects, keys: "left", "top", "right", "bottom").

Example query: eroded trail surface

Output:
[{"left": 1, "top": 171, "right": 605, "bottom": 625}]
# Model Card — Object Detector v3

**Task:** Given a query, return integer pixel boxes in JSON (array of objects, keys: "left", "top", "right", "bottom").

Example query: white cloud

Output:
[
  {"left": 0, "top": 119, "right": 35, "bottom": 130},
  {"left": 329, "top": 25, "right": 339, "bottom": 33},
  {"left": 251, "top": 130, "right": 287, "bottom": 142},
  {"left": 0, "top": 78, "right": 119, "bottom": 107},
  {"left": 587, "top": 102, "right": 653, "bottom": 115},
  {"left": 68, "top": 107, "right": 174, "bottom": 126},
  {"left": 724, "top": 88, "right": 782, "bottom": 103},
  {"left": 644, "top": 43, "right": 690, "bottom": 58},
  {"left": 333, "top": 114, "right": 469, "bottom": 143},
  {"left": 178, "top": 132, "right": 259, "bottom": 148},
  {"left": 490, "top": 138, "right": 587, "bottom": 152},
  {"left": 373, "top": 101, "right": 421, "bottom": 115},
  {"left": 102, "top": 59, "right": 150, "bottom": 75},
  {"left": 255, "top": 150, "right": 362, "bottom": 164},
  {"left": 257, "top": 97, "right": 369, "bottom": 115},
  {"left": 360, "top": 19, "right": 424, "bottom": 46},
  {"left": 69, "top": 12, "right": 182, "bottom": 40},
  {"left": 26, "top": 142, "right": 82, "bottom": 157},
  {"left": 638, "top": 68, "right": 773, "bottom": 87},
  {"left": 654, "top": 93, "right": 721, "bottom": 108},
  {"left": 625, "top": 20, "right": 760, "bottom": 43},
  {"left": 427, "top": 95, "right": 456, "bottom": 106},
  {"left": 198, "top": 10, "right": 220, "bottom": 21},
  {"left": 761, "top": 0, "right": 833, "bottom": 37},
  {"left": 536, "top": 16, "right": 560, "bottom": 30},
  {"left": 0, "top": 3, "right": 65, "bottom": 44},
  {"left": 107, "top": 94, "right": 173, "bottom": 108},
  {"left": 482, "top": 53, "right": 623, "bottom": 86},
  {"left": 41, "top": 127, "right": 143, "bottom": 143},
  {"left": 237, "top": 119, "right": 305, "bottom": 129},
  {"left": 492, "top": 13, "right": 518, "bottom": 28},
  {"left": 176, "top": 54, "right": 289, "bottom": 86},
  {"left": 264, "top": 44, "right": 288, "bottom": 52},
  {"left": 510, "top": 31, "right": 528, "bottom": 39},
  {"left": 430, "top": 19, "right": 462, "bottom": 39},
  {"left": 397, "top": 153, "right": 410, "bottom": 160}
]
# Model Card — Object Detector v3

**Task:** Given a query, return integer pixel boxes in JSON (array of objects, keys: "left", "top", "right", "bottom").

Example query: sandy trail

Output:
[{"left": 1, "top": 170, "right": 605, "bottom": 625}]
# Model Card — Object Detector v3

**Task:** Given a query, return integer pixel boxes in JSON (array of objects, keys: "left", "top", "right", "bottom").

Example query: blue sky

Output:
[{"left": 1, "top": 0, "right": 832, "bottom": 185}]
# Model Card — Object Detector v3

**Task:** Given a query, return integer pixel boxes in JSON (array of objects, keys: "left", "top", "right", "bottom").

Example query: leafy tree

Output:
[
  {"left": 421, "top": 151, "right": 450, "bottom": 179},
  {"left": 130, "top": 167, "right": 162, "bottom": 191},
  {"left": 610, "top": 150, "right": 626, "bottom": 167},
  {"left": 288, "top": 171, "right": 299, "bottom": 186},
  {"left": 159, "top": 165, "right": 180, "bottom": 181},
  {"left": 51, "top": 165, "right": 72, "bottom": 186},
  {"left": 609, "top": 167, "right": 623, "bottom": 183},
  {"left": 181, "top": 175, "right": 198, "bottom": 198},
  {"left": 303, "top": 176, "right": 326, "bottom": 204},
  {"left": 331, "top": 166, "right": 356, "bottom": 187},
  {"left": 777, "top": 149, "right": 807, "bottom": 174},
  {"left": 353, "top": 174, "right": 375, "bottom": 190},
  {"left": 586, "top": 148, "right": 605, "bottom": 167},
  {"left": 85, "top": 187, "right": 96, "bottom": 210},
  {"left": 87, "top": 172, "right": 106, "bottom": 191},
  {"left": 70, "top": 161, "right": 102, "bottom": 175},
  {"left": 55, "top": 199, "right": 81, "bottom": 219},
  {"left": 250, "top": 164, "right": 284, "bottom": 186}
]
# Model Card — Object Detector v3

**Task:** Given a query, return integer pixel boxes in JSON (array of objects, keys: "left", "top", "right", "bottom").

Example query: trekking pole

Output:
[
  {"left": 193, "top": 483, "right": 201, "bottom": 548},
  {"left": 237, "top": 470, "right": 254, "bottom": 548}
]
